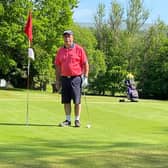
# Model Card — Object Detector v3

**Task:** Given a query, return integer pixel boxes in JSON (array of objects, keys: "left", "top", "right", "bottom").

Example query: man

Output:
[{"left": 54, "top": 30, "right": 89, "bottom": 127}]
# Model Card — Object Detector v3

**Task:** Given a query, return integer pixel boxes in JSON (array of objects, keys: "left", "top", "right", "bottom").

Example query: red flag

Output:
[{"left": 24, "top": 12, "right": 32, "bottom": 42}]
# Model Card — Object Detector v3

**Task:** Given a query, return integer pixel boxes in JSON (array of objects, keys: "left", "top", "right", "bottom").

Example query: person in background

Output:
[{"left": 54, "top": 30, "right": 89, "bottom": 127}]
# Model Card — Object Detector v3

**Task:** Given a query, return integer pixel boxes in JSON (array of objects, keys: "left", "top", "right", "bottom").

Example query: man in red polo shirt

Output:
[{"left": 55, "top": 30, "right": 89, "bottom": 127}]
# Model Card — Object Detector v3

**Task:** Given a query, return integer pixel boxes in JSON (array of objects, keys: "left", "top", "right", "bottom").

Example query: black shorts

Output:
[{"left": 61, "top": 76, "right": 82, "bottom": 104}]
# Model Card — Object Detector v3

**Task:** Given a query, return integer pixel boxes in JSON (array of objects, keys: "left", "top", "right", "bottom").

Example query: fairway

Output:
[{"left": 0, "top": 89, "right": 168, "bottom": 168}]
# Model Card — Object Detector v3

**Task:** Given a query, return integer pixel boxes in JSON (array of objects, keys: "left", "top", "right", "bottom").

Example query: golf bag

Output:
[{"left": 125, "top": 79, "right": 139, "bottom": 102}]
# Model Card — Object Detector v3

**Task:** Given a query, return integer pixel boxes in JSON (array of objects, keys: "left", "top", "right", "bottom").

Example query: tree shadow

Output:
[
  {"left": 152, "top": 127, "right": 168, "bottom": 134},
  {"left": 0, "top": 139, "right": 168, "bottom": 168},
  {"left": 0, "top": 88, "right": 24, "bottom": 92},
  {"left": 0, "top": 122, "right": 57, "bottom": 127}
]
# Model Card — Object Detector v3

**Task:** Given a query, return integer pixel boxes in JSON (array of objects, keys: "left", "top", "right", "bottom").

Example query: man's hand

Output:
[{"left": 82, "top": 76, "right": 88, "bottom": 88}]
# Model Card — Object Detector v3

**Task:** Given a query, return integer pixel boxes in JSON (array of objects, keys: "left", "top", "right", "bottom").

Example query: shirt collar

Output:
[{"left": 64, "top": 43, "right": 75, "bottom": 49}]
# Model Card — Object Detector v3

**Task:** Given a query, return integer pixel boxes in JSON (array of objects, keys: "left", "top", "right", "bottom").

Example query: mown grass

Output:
[{"left": 0, "top": 89, "right": 168, "bottom": 168}]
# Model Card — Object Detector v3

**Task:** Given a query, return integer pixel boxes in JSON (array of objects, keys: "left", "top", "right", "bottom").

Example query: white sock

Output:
[
  {"left": 66, "top": 115, "right": 71, "bottom": 121},
  {"left": 75, "top": 116, "right": 80, "bottom": 121}
]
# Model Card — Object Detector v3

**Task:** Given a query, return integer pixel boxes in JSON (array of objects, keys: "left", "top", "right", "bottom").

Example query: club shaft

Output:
[{"left": 83, "top": 89, "right": 91, "bottom": 123}]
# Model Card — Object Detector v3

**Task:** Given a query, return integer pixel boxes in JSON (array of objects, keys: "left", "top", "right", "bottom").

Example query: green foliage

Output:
[
  {"left": 0, "top": 51, "right": 16, "bottom": 75},
  {"left": 0, "top": 2, "right": 4, "bottom": 16},
  {"left": 126, "top": 0, "right": 149, "bottom": 34},
  {"left": 0, "top": 0, "right": 78, "bottom": 89},
  {"left": 105, "top": 66, "right": 127, "bottom": 96},
  {"left": 91, "top": 66, "right": 127, "bottom": 96},
  {"left": 137, "top": 21, "right": 168, "bottom": 99},
  {"left": 88, "top": 49, "right": 106, "bottom": 78},
  {"left": 94, "top": 3, "right": 107, "bottom": 51},
  {"left": 109, "top": 0, "right": 124, "bottom": 32},
  {"left": 92, "top": 0, "right": 168, "bottom": 99}
]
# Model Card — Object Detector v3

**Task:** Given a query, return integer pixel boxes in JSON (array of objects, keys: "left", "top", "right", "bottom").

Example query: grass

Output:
[{"left": 0, "top": 89, "right": 168, "bottom": 168}]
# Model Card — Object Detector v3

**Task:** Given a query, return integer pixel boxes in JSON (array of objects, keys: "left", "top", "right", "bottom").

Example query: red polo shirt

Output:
[{"left": 55, "top": 44, "right": 87, "bottom": 76}]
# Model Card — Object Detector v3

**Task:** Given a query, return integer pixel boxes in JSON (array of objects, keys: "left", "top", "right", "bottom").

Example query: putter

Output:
[{"left": 83, "top": 88, "right": 91, "bottom": 128}]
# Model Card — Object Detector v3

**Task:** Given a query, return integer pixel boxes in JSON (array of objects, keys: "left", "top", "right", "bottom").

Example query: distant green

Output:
[{"left": 0, "top": 89, "right": 168, "bottom": 168}]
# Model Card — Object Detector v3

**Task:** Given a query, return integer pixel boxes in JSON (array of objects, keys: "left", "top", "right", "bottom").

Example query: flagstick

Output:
[{"left": 26, "top": 40, "right": 31, "bottom": 126}]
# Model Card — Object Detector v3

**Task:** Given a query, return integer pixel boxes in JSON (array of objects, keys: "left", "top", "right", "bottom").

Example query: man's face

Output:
[{"left": 63, "top": 34, "right": 73, "bottom": 46}]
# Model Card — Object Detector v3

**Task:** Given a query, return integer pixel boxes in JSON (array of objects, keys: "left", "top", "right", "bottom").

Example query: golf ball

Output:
[{"left": 86, "top": 124, "right": 91, "bottom": 128}]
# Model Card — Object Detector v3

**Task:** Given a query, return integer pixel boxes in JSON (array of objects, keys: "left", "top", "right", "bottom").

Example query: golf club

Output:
[{"left": 83, "top": 88, "right": 91, "bottom": 128}]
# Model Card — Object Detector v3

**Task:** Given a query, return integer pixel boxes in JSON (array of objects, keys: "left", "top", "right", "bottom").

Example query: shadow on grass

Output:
[
  {"left": 0, "top": 122, "right": 57, "bottom": 127},
  {"left": 0, "top": 88, "right": 24, "bottom": 92},
  {"left": 0, "top": 139, "right": 168, "bottom": 168},
  {"left": 152, "top": 127, "right": 168, "bottom": 134}
]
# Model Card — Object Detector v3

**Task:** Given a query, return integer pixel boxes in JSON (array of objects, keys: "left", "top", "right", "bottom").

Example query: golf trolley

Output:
[
  {"left": 119, "top": 74, "right": 139, "bottom": 102},
  {"left": 125, "top": 79, "right": 139, "bottom": 102}
]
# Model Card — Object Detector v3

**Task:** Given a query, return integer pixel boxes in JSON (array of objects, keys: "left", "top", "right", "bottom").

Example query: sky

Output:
[{"left": 73, "top": 0, "right": 168, "bottom": 24}]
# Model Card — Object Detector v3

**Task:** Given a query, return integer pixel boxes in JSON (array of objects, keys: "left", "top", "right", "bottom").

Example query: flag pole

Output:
[
  {"left": 26, "top": 40, "right": 31, "bottom": 126},
  {"left": 24, "top": 10, "right": 32, "bottom": 126}
]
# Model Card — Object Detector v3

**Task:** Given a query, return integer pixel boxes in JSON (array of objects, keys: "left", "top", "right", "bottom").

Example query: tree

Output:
[
  {"left": 106, "top": 0, "right": 125, "bottom": 67},
  {"left": 30, "top": 0, "right": 78, "bottom": 89},
  {"left": 0, "top": 0, "right": 78, "bottom": 88},
  {"left": 124, "top": 0, "right": 150, "bottom": 72},
  {"left": 126, "top": 0, "right": 149, "bottom": 34},
  {"left": 105, "top": 66, "right": 127, "bottom": 96},
  {"left": 137, "top": 20, "right": 168, "bottom": 99},
  {"left": 108, "top": 0, "right": 124, "bottom": 33},
  {"left": 0, "top": 0, "right": 32, "bottom": 87},
  {"left": 94, "top": 3, "right": 107, "bottom": 51}
]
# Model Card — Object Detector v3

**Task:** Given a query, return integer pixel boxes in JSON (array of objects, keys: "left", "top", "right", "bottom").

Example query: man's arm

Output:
[
  {"left": 83, "top": 61, "right": 89, "bottom": 77},
  {"left": 55, "top": 65, "right": 61, "bottom": 91}
]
